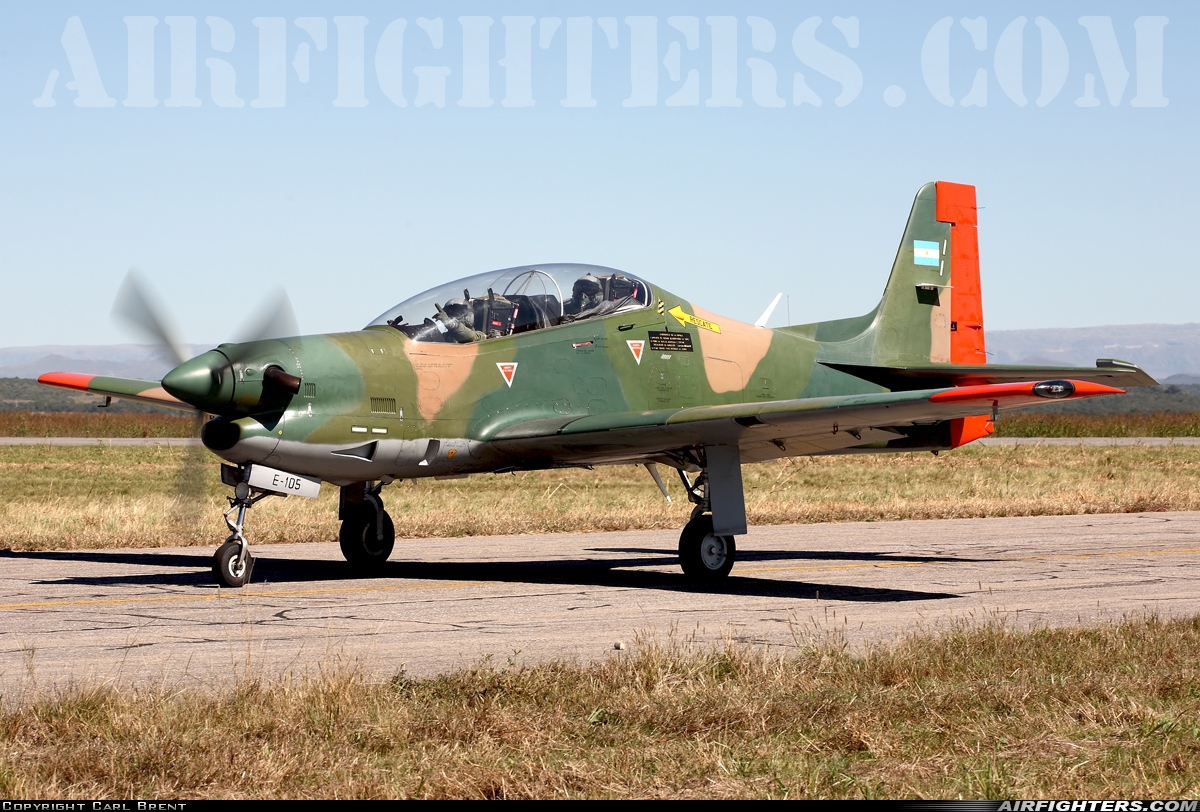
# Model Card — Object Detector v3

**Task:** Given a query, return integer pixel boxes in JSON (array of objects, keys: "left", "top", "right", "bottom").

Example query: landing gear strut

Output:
[
  {"left": 677, "top": 469, "right": 737, "bottom": 581},
  {"left": 212, "top": 475, "right": 279, "bottom": 588},
  {"left": 338, "top": 481, "right": 395, "bottom": 571}
]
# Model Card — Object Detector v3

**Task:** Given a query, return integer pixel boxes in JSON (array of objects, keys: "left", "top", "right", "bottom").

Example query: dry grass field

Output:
[
  {"left": 2, "top": 443, "right": 1200, "bottom": 551},
  {"left": 0, "top": 411, "right": 194, "bottom": 438},
  {"left": 995, "top": 411, "right": 1200, "bottom": 437},
  {"left": 2, "top": 615, "right": 1198, "bottom": 798}
]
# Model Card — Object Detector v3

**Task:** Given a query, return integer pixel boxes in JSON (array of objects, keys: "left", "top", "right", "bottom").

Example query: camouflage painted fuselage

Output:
[{"left": 201, "top": 286, "right": 842, "bottom": 485}]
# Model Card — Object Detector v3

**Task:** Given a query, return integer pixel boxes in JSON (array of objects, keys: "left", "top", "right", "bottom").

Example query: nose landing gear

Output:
[{"left": 212, "top": 475, "right": 279, "bottom": 588}]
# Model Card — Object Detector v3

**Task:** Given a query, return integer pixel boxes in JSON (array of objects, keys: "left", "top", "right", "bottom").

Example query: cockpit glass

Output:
[{"left": 368, "top": 264, "right": 653, "bottom": 343}]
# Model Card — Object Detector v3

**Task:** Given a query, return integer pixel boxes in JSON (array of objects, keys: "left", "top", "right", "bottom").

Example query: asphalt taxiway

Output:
[{"left": 2, "top": 511, "right": 1198, "bottom": 686}]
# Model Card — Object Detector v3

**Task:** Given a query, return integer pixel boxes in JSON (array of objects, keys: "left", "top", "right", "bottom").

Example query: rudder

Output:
[{"left": 936, "top": 181, "right": 986, "bottom": 365}]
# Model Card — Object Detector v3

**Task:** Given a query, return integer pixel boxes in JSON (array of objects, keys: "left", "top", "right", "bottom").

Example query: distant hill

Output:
[
  {"left": 0, "top": 344, "right": 211, "bottom": 414},
  {"left": 0, "top": 378, "right": 176, "bottom": 414},
  {"left": 987, "top": 324, "right": 1200, "bottom": 381},
  {"left": 0, "top": 344, "right": 214, "bottom": 382},
  {"left": 1013, "top": 384, "right": 1200, "bottom": 415}
]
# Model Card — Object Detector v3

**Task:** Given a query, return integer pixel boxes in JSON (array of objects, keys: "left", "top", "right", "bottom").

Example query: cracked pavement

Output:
[{"left": 2, "top": 511, "right": 1199, "bottom": 686}]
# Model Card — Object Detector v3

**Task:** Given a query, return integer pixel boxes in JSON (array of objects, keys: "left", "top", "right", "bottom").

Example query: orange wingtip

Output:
[
  {"left": 37, "top": 372, "right": 96, "bottom": 392},
  {"left": 930, "top": 380, "right": 1126, "bottom": 403}
]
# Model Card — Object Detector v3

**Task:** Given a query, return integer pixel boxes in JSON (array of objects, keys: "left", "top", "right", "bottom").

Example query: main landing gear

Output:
[
  {"left": 676, "top": 467, "right": 738, "bottom": 581},
  {"left": 338, "top": 481, "right": 395, "bottom": 571}
]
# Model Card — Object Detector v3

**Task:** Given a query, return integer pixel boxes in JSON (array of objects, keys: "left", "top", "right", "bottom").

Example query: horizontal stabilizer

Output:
[
  {"left": 820, "top": 359, "right": 1158, "bottom": 391},
  {"left": 38, "top": 372, "right": 194, "bottom": 411}
]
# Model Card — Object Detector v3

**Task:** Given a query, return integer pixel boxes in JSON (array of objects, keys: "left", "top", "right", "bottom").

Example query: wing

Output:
[
  {"left": 38, "top": 372, "right": 195, "bottom": 411},
  {"left": 820, "top": 359, "right": 1158, "bottom": 389},
  {"left": 475, "top": 380, "right": 1124, "bottom": 467}
]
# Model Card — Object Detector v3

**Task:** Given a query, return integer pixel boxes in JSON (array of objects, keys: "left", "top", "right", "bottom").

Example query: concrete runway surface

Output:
[{"left": 2, "top": 511, "right": 1199, "bottom": 687}]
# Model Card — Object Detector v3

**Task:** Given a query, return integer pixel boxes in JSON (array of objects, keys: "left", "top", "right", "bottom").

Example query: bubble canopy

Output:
[{"left": 368, "top": 264, "right": 653, "bottom": 343}]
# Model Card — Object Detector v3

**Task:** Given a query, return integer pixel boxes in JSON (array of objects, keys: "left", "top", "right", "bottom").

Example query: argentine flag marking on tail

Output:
[{"left": 913, "top": 240, "right": 940, "bottom": 267}]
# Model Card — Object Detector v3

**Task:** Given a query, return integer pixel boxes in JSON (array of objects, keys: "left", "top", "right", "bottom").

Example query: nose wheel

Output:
[{"left": 212, "top": 539, "right": 252, "bottom": 588}]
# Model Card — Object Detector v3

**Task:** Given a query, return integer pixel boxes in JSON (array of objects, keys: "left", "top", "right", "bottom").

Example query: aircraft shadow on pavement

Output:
[
  {"left": 2, "top": 548, "right": 959, "bottom": 602},
  {"left": 589, "top": 547, "right": 990, "bottom": 565}
]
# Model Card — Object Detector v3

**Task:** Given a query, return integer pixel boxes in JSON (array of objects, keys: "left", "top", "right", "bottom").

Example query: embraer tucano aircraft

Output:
[{"left": 41, "top": 182, "right": 1156, "bottom": 587}]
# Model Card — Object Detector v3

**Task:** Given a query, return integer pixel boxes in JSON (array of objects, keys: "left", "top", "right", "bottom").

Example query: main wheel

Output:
[
  {"left": 678, "top": 513, "right": 736, "bottom": 580},
  {"left": 339, "top": 507, "right": 395, "bottom": 569},
  {"left": 212, "top": 541, "right": 253, "bottom": 588}
]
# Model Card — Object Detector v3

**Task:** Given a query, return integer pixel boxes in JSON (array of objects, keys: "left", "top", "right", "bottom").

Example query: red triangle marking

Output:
[
  {"left": 626, "top": 340, "right": 644, "bottom": 365},
  {"left": 497, "top": 362, "right": 518, "bottom": 387}
]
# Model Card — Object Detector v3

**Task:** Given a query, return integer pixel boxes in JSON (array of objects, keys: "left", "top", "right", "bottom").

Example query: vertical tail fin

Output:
[
  {"left": 878, "top": 181, "right": 991, "bottom": 446},
  {"left": 809, "top": 181, "right": 986, "bottom": 367},
  {"left": 874, "top": 180, "right": 986, "bottom": 365}
]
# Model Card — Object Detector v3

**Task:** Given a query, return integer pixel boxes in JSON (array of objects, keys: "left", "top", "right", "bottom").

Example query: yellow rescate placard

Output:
[{"left": 668, "top": 305, "right": 721, "bottom": 334}]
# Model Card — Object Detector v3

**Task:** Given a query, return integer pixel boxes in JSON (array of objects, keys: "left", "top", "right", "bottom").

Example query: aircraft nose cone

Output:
[{"left": 162, "top": 350, "right": 235, "bottom": 412}]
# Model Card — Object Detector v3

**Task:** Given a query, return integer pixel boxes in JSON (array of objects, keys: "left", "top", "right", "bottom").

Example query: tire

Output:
[
  {"left": 212, "top": 541, "right": 252, "bottom": 588},
  {"left": 678, "top": 513, "right": 736, "bottom": 580},
  {"left": 339, "top": 507, "right": 395, "bottom": 569}
]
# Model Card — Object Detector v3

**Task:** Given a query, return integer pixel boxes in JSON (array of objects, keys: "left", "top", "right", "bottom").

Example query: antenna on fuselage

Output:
[{"left": 754, "top": 292, "right": 784, "bottom": 328}]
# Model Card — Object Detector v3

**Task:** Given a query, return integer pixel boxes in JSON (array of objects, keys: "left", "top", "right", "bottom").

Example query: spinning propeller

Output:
[
  {"left": 113, "top": 269, "right": 299, "bottom": 369},
  {"left": 111, "top": 269, "right": 301, "bottom": 502},
  {"left": 113, "top": 269, "right": 302, "bottom": 411}
]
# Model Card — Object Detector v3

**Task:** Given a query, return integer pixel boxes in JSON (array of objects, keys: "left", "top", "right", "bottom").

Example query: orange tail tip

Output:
[{"left": 38, "top": 372, "right": 96, "bottom": 392}]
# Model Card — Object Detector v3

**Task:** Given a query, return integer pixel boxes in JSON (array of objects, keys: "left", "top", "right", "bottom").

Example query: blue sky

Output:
[{"left": 0, "top": 1, "right": 1193, "bottom": 348}]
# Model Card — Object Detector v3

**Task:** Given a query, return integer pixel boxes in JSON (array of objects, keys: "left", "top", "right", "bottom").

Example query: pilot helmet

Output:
[
  {"left": 444, "top": 297, "right": 470, "bottom": 315},
  {"left": 572, "top": 274, "right": 602, "bottom": 295}
]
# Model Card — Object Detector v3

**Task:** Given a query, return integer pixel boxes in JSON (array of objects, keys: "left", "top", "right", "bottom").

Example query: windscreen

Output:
[{"left": 368, "top": 264, "right": 652, "bottom": 343}]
